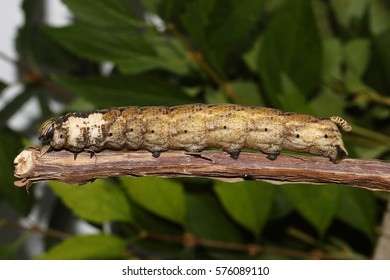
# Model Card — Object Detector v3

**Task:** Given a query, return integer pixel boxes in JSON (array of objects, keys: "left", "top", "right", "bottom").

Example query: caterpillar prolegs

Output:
[{"left": 38, "top": 104, "right": 351, "bottom": 163}]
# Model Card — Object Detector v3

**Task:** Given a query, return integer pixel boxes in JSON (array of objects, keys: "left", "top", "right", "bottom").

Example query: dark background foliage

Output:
[{"left": 1, "top": 0, "right": 389, "bottom": 259}]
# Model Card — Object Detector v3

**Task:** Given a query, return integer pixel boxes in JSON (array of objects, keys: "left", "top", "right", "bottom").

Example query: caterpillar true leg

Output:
[
  {"left": 84, "top": 149, "right": 97, "bottom": 159},
  {"left": 266, "top": 152, "right": 280, "bottom": 161},
  {"left": 72, "top": 151, "right": 79, "bottom": 160},
  {"left": 151, "top": 151, "right": 161, "bottom": 158},
  {"left": 229, "top": 149, "right": 241, "bottom": 160}
]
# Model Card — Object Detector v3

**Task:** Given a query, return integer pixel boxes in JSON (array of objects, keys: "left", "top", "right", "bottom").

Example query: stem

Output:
[
  {"left": 351, "top": 125, "right": 390, "bottom": 147},
  {"left": 0, "top": 50, "right": 73, "bottom": 103},
  {"left": 1, "top": 219, "right": 70, "bottom": 240},
  {"left": 143, "top": 231, "right": 353, "bottom": 259},
  {"left": 14, "top": 148, "right": 390, "bottom": 191},
  {"left": 2, "top": 218, "right": 356, "bottom": 259}
]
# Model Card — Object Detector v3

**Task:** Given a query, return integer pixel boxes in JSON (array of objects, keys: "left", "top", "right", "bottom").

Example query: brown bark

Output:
[{"left": 14, "top": 147, "right": 390, "bottom": 191}]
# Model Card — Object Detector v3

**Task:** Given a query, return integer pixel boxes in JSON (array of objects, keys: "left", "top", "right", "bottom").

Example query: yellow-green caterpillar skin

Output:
[{"left": 38, "top": 104, "right": 351, "bottom": 163}]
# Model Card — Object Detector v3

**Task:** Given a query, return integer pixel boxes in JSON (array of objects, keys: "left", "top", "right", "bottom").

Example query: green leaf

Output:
[
  {"left": 128, "top": 33, "right": 193, "bottom": 75},
  {"left": 214, "top": 181, "right": 274, "bottom": 236},
  {"left": 44, "top": 24, "right": 157, "bottom": 74},
  {"left": 186, "top": 190, "right": 244, "bottom": 258},
  {"left": 369, "top": 0, "right": 390, "bottom": 36},
  {"left": 16, "top": 0, "right": 45, "bottom": 66},
  {"left": 204, "top": 88, "right": 229, "bottom": 104},
  {"left": 131, "top": 201, "right": 183, "bottom": 234},
  {"left": 278, "top": 74, "right": 313, "bottom": 114},
  {"left": 63, "top": 0, "right": 142, "bottom": 27},
  {"left": 372, "top": 31, "right": 390, "bottom": 89},
  {"left": 310, "top": 87, "right": 346, "bottom": 118},
  {"left": 202, "top": 0, "right": 265, "bottom": 71},
  {"left": 49, "top": 180, "right": 132, "bottom": 223},
  {"left": 180, "top": 0, "right": 216, "bottom": 48},
  {"left": 268, "top": 186, "right": 293, "bottom": 220},
  {"left": 0, "top": 244, "right": 17, "bottom": 260},
  {"left": 54, "top": 75, "right": 194, "bottom": 108},
  {"left": 243, "top": 37, "right": 263, "bottom": 73},
  {"left": 258, "top": 0, "right": 322, "bottom": 105},
  {"left": 186, "top": 189, "right": 247, "bottom": 259},
  {"left": 0, "top": 236, "right": 25, "bottom": 260},
  {"left": 181, "top": 0, "right": 265, "bottom": 73},
  {"left": 330, "top": 0, "right": 368, "bottom": 30},
  {"left": 281, "top": 184, "right": 341, "bottom": 236},
  {"left": 44, "top": 24, "right": 191, "bottom": 75},
  {"left": 120, "top": 177, "right": 186, "bottom": 225},
  {"left": 139, "top": 0, "right": 162, "bottom": 13},
  {"left": 0, "top": 89, "right": 33, "bottom": 129},
  {"left": 37, "top": 234, "right": 127, "bottom": 259},
  {"left": 0, "top": 80, "right": 6, "bottom": 94},
  {"left": 16, "top": 1, "right": 82, "bottom": 79},
  {"left": 0, "top": 129, "right": 33, "bottom": 215},
  {"left": 64, "top": 97, "right": 95, "bottom": 113},
  {"left": 336, "top": 186, "right": 377, "bottom": 241},
  {"left": 344, "top": 38, "right": 371, "bottom": 91},
  {"left": 323, "top": 37, "right": 343, "bottom": 80},
  {"left": 353, "top": 145, "right": 389, "bottom": 160},
  {"left": 230, "top": 81, "right": 263, "bottom": 106},
  {"left": 30, "top": 29, "right": 85, "bottom": 76}
]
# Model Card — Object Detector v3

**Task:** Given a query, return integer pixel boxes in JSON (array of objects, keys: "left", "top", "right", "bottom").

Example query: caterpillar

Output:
[{"left": 38, "top": 104, "right": 351, "bottom": 163}]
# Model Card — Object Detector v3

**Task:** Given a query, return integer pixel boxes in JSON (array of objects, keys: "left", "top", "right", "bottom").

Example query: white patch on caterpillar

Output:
[
  {"left": 66, "top": 113, "right": 105, "bottom": 149},
  {"left": 88, "top": 113, "right": 104, "bottom": 139}
]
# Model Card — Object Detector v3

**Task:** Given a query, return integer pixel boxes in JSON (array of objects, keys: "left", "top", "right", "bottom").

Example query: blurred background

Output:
[{"left": 1, "top": 0, "right": 390, "bottom": 259}]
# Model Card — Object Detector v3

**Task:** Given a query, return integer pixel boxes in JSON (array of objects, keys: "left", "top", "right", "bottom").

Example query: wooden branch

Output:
[{"left": 14, "top": 147, "right": 390, "bottom": 191}]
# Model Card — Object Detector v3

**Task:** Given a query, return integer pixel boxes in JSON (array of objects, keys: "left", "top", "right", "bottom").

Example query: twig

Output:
[
  {"left": 324, "top": 78, "right": 390, "bottom": 107},
  {"left": 13, "top": 147, "right": 390, "bottom": 191},
  {"left": 1, "top": 218, "right": 350, "bottom": 259},
  {"left": 1, "top": 219, "right": 70, "bottom": 240},
  {"left": 142, "top": 231, "right": 354, "bottom": 259},
  {"left": 0, "top": 50, "right": 72, "bottom": 102}
]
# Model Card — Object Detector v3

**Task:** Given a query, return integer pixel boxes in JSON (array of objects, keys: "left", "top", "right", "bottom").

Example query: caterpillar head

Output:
[
  {"left": 38, "top": 119, "right": 55, "bottom": 143},
  {"left": 284, "top": 117, "right": 351, "bottom": 163},
  {"left": 38, "top": 117, "right": 68, "bottom": 151}
]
